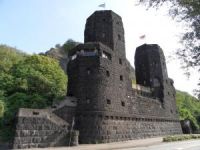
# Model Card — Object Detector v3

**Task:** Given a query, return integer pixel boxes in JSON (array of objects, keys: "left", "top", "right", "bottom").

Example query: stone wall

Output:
[
  {"left": 12, "top": 107, "right": 71, "bottom": 149},
  {"left": 67, "top": 10, "right": 182, "bottom": 144},
  {"left": 52, "top": 97, "right": 77, "bottom": 125},
  {"left": 13, "top": 10, "right": 183, "bottom": 149},
  {"left": 76, "top": 113, "right": 182, "bottom": 144}
]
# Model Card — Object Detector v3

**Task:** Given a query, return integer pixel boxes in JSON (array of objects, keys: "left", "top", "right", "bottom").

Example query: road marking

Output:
[{"left": 175, "top": 148, "right": 183, "bottom": 150}]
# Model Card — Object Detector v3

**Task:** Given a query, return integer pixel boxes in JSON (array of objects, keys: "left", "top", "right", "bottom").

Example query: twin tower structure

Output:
[
  {"left": 67, "top": 10, "right": 182, "bottom": 143},
  {"left": 12, "top": 10, "right": 182, "bottom": 149}
]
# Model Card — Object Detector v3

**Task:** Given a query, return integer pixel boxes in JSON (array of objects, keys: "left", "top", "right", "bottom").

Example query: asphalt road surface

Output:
[
  {"left": 120, "top": 140, "right": 200, "bottom": 150},
  {"left": 3, "top": 138, "right": 200, "bottom": 150}
]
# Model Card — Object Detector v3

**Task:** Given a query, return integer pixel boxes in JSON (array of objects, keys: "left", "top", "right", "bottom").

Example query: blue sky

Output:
[
  {"left": 0, "top": 0, "right": 198, "bottom": 95},
  {"left": 0, "top": 0, "right": 100, "bottom": 53}
]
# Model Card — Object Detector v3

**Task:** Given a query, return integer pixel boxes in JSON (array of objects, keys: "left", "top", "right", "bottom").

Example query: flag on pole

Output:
[
  {"left": 98, "top": 3, "right": 105, "bottom": 8},
  {"left": 139, "top": 34, "right": 146, "bottom": 39}
]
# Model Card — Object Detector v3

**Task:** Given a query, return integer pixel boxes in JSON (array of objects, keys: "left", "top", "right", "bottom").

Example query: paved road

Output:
[
  {"left": 120, "top": 140, "right": 200, "bottom": 150},
  {"left": 6, "top": 138, "right": 200, "bottom": 150},
  {"left": 17, "top": 138, "right": 200, "bottom": 150}
]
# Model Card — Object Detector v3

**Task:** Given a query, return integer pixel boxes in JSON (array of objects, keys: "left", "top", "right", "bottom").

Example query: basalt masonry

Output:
[
  {"left": 67, "top": 10, "right": 182, "bottom": 144},
  {"left": 13, "top": 10, "right": 182, "bottom": 149},
  {"left": 12, "top": 98, "right": 77, "bottom": 149}
]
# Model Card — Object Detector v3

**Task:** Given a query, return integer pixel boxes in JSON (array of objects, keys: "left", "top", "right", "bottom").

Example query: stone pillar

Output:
[{"left": 70, "top": 130, "right": 79, "bottom": 146}]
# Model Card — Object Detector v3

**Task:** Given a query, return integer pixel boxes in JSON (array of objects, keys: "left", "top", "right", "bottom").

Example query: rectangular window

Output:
[
  {"left": 118, "top": 34, "right": 121, "bottom": 40},
  {"left": 33, "top": 111, "right": 39, "bottom": 115},
  {"left": 80, "top": 49, "right": 98, "bottom": 56},
  {"left": 82, "top": 51, "right": 97, "bottom": 56},
  {"left": 107, "top": 99, "right": 111, "bottom": 104},
  {"left": 121, "top": 101, "right": 125, "bottom": 107},
  {"left": 120, "top": 75, "right": 123, "bottom": 81},
  {"left": 106, "top": 70, "right": 110, "bottom": 77},
  {"left": 119, "top": 58, "right": 122, "bottom": 64}
]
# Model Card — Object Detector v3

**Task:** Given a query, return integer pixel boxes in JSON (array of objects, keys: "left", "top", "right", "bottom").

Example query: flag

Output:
[
  {"left": 98, "top": 3, "right": 105, "bottom": 8},
  {"left": 139, "top": 34, "right": 146, "bottom": 39}
]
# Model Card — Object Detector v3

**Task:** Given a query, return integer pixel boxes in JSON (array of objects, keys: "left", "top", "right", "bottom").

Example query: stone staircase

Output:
[{"left": 12, "top": 108, "right": 70, "bottom": 149}]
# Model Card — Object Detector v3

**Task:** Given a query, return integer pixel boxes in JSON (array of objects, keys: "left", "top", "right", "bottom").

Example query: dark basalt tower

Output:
[
  {"left": 135, "top": 44, "right": 178, "bottom": 112},
  {"left": 84, "top": 10, "right": 125, "bottom": 57},
  {"left": 11, "top": 10, "right": 182, "bottom": 149},
  {"left": 67, "top": 10, "right": 131, "bottom": 143},
  {"left": 135, "top": 44, "right": 168, "bottom": 102},
  {"left": 67, "top": 10, "right": 182, "bottom": 144}
]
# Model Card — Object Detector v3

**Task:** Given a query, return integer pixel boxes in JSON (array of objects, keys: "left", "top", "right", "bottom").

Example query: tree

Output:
[
  {"left": 0, "top": 45, "right": 26, "bottom": 73},
  {"left": 3, "top": 93, "right": 47, "bottom": 124},
  {"left": 11, "top": 55, "right": 67, "bottom": 101},
  {"left": 0, "top": 45, "right": 26, "bottom": 95},
  {"left": 176, "top": 90, "right": 200, "bottom": 131},
  {"left": 0, "top": 92, "right": 5, "bottom": 119},
  {"left": 0, "top": 46, "right": 68, "bottom": 141},
  {"left": 139, "top": 0, "right": 200, "bottom": 98}
]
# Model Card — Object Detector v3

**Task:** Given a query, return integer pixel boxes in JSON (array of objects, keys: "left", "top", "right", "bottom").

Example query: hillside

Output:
[
  {"left": 44, "top": 39, "right": 80, "bottom": 73},
  {"left": 176, "top": 90, "right": 200, "bottom": 130}
]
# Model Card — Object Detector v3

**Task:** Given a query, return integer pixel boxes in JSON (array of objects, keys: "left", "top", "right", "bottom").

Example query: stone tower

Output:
[
  {"left": 67, "top": 10, "right": 131, "bottom": 143},
  {"left": 84, "top": 10, "right": 126, "bottom": 57},
  {"left": 67, "top": 10, "right": 182, "bottom": 144},
  {"left": 135, "top": 44, "right": 168, "bottom": 102},
  {"left": 135, "top": 44, "right": 178, "bottom": 115},
  {"left": 12, "top": 10, "right": 182, "bottom": 148}
]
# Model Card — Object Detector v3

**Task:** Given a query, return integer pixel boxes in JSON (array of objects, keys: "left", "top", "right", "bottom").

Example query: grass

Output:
[{"left": 163, "top": 134, "right": 200, "bottom": 142}]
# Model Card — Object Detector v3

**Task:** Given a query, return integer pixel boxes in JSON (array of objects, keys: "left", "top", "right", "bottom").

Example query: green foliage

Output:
[
  {"left": 0, "top": 45, "right": 26, "bottom": 73},
  {"left": 3, "top": 93, "right": 47, "bottom": 124},
  {"left": 0, "top": 72, "right": 14, "bottom": 95},
  {"left": 176, "top": 90, "right": 200, "bottom": 130},
  {"left": 0, "top": 45, "right": 26, "bottom": 96},
  {"left": 0, "top": 126, "right": 15, "bottom": 142},
  {"left": 11, "top": 55, "right": 67, "bottom": 100},
  {"left": 163, "top": 134, "right": 200, "bottom": 142},
  {"left": 0, "top": 102, "right": 5, "bottom": 119},
  {"left": 0, "top": 94, "right": 5, "bottom": 119},
  {"left": 0, "top": 45, "right": 67, "bottom": 142}
]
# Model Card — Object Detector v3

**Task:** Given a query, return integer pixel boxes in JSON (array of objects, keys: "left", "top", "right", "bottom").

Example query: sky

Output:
[{"left": 0, "top": 0, "right": 199, "bottom": 96}]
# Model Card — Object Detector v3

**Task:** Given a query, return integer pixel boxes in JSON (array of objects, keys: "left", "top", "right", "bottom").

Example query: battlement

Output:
[{"left": 68, "top": 42, "right": 113, "bottom": 61}]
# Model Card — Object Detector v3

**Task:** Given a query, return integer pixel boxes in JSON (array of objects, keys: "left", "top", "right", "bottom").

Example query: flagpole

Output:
[{"left": 98, "top": 2, "right": 106, "bottom": 10}]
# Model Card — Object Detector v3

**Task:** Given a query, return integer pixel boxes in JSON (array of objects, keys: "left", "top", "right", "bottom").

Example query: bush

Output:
[
  {"left": 176, "top": 91, "right": 200, "bottom": 131},
  {"left": 163, "top": 134, "right": 200, "bottom": 142},
  {"left": 11, "top": 55, "right": 67, "bottom": 100}
]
